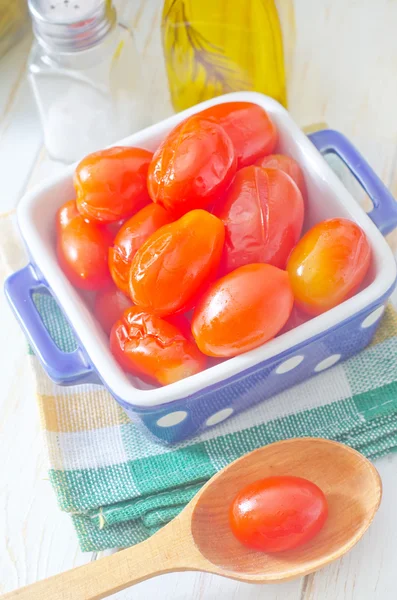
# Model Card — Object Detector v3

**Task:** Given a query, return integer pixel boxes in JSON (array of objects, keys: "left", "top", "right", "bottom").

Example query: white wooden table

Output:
[{"left": 1, "top": 1, "right": 397, "bottom": 598}]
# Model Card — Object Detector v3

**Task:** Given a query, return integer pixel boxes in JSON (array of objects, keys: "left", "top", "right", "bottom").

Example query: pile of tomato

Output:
[{"left": 56, "top": 102, "right": 371, "bottom": 387}]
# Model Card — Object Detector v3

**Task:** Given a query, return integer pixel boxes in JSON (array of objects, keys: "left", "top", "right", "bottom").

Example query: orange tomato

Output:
[
  {"left": 215, "top": 166, "right": 304, "bottom": 273},
  {"left": 109, "top": 203, "right": 174, "bottom": 295},
  {"left": 230, "top": 476, "right": 328, "bottom": 553},
  {"left": 256, "top": 153, "right": 306, "bottom": 197},
  {"left": 192, "top": 263, "right": 294, "bottom": 357},
  {"left": 129, "top": 210, "right": 225, "bottom": 317},
  {"left": 287, "top": 218, "right": 371, "bottom": 315},
  {"left": 56, "top": 199, "right": 80, "bottom": 234},
  {"left": 57, "top": 217, "right": 113, "bottom": 291},
  {"left": 74, "top": 147, "right": 153, "bottom": 223},
  {"left": 199, "top": 101, "right": 278, "bottom": 168},
  {"left": 110, "top": 307, "right": 206, "bottom": 386},
  {"left": 94, "top": 286, "right": 132, "bottom": 335},
  {"left": 147, "top": 116, "right": 236, "bottom": 217}
]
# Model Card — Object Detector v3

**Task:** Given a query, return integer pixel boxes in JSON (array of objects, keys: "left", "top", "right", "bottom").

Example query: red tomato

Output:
[
  {"left": 110, "top": 307, "right": 206, "bottom": 386},
  {"left": 129, "top": 210, "right": 225, "bottom": 317},
  {"left": 74, "top": 147, "right": 153, "bottom": 223},
  {"left": 230, "top": 476, "right": 328, "bottom": 552},
  {"left": 147, "top": 116, "right": 237, "bottom": 217},
  {"left": 256, "top": 153, "right": 306, "bottom": 197},
  {"left": 215, "top": 166, "right": 304, "bottom": 273},
  {"left": 109, "top": 203, "right": 174, "bottom": 296},
  {"left": 57, "top": 217, "right": 113, "bottom": 290},
  {"left": 94, "top": 286, "right": 132, "bottom": 335},
  {"left": 56, "top": 199, "right": 80, "bottom": 234},
  {"left": 287, "top": 218, "right": 371, "bottom": 316},
  {"left": 192, "top": 263, "right": 293, "bottom": 357},
  {"left": 199, "top": 101, "right": 278, "bottom": 168}
]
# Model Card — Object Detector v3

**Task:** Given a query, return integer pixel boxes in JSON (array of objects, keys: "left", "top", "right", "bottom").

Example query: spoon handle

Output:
[{"left": 0, "top": 522, "right": 190, "bottom": 600}]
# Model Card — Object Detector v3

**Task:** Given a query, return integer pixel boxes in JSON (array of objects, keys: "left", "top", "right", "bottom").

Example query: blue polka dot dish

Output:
[{"left": 5, "top": 92, "right": 397, "bottom": 443}]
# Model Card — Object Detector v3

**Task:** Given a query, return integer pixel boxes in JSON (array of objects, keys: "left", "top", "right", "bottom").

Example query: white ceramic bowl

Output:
[{"left": 6, "top": 92, "right": 397, "bottom": 443}]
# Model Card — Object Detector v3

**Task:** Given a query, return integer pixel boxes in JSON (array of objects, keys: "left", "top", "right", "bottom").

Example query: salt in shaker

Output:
[{"left": 27, "top": 0, "right": 152, "bottom": 163}]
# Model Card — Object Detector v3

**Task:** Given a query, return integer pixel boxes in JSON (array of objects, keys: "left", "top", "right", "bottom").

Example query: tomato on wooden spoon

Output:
[{"left": 230, "top": 476, "right": 328, "bottom": 552}]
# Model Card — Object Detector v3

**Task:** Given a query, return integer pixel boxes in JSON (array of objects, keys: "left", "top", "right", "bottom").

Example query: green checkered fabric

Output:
[{"left": 31, "top": 300, "right": 397, "bottom": 552}]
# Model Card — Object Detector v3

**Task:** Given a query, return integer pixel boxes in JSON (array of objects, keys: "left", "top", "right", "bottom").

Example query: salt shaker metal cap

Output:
[{"left": 28, "top": 0, "right": 117, "bottom": 52}]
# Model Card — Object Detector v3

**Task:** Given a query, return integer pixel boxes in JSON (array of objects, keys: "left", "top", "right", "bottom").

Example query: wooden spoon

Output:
[{"left": 1, "top": 438, "right": 381, "bottom": 600}]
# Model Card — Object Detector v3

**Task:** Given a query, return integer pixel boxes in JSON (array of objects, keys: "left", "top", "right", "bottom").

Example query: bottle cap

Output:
[{"left": 28, "top": 0, "right": 116, "bottom": 52}]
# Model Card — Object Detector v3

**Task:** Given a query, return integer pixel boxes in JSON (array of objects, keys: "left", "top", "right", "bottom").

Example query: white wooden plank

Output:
[
  {"left": 2, "top": 0, "right": 397, "bottom": 598},
  {"left": 303, "top": 455, "right": 397, "bottom": 600},
  {"left": 103, "top": 571, "right": 303, "bottom": 600},
  {"left": 0, "top": 217, "right": 90, "bottom": 595},
  {"left": 0, "top": 73, "right": 43, "bottom": 212},
  {"left": 0, "top": 34, "right": 32, "bottom": 121}
]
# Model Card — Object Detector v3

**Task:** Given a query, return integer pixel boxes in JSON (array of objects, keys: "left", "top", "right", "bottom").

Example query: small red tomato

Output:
[
  {"left": 109, "top": 203, "right": 173, "bottom": 296},
  {"left": 287, "top": 218, "right": 371, "bottom": 316},
  {"left": 74, "top": 147, "right": 153, "bottom": 223},
  {"left": 147, "top": 116, "right": 236, "bottom": 217},
  {"left": 256, "top": 153, "right": 306, "bottom": 197},
  {"left": 56, "top": 199, "right": 80, "bottom": 234},
  {"left": 215, "top": 166, "right": 304, "bottom": 273},
  {"left": 230, "top": 476, "right": 328, "bottom": 553},
  {"left": 110, "top": 307, "right": 206, "bottom": 386},
  {"left": 192, "top": 263, "right": 293, "bottom": 357},
  {"left": 57, "top": 217, "right": 113, "bottom": 290},
  {"left": 199, "top": 101, "right": 278, "bottom": 168},
  {"left": 94, "top": 286, "right": 132, "bottom": 335},
  {"left": 130, "top": 210, "right": 225, "bottom": 317}
]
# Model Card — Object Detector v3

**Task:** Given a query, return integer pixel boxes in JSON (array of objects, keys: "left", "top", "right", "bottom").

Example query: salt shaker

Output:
[{"left": 27, "top": 0, "right": 152, "bottom": 163}]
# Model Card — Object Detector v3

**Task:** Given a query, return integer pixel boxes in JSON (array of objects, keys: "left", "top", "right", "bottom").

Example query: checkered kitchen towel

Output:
[{"left": 2, "top": 214, "right": 397, "bottom": 553}]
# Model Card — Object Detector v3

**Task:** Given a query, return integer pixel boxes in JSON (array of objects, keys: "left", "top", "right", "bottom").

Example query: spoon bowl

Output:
[
  {"left": 1, "top": 438, "right": 382, "bottom": 600},
  {"left": 190, "top": 437, "right": 382, "bottom": 581}
]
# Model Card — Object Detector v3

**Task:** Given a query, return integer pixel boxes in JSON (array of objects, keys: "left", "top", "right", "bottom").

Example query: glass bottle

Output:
[
  {"left": 0, "top": 0, "right": 30, "bottom": 59},
  {"left": 27, "top": 0, "right": 151, "bottom": 163},
  {"left": 161, "top": 0, "right": 294, "bottom": 113}
]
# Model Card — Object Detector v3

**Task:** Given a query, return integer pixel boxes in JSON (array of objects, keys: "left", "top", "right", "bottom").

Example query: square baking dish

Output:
[{"left": 5, "top": 91, "right": 397, "bottom": 443}]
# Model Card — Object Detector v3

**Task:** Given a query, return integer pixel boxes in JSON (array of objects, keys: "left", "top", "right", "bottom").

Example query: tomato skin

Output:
[
  {"left": 94, "top": 286, "right": 132, "bottom": 335},
  {"left": 74, "top": 147, "right": 153, "bottom": 223},
  {"left": 256, "top": 153, "right": 306, "bottom": 197},
  {"left": 215, "top": 166, "right": 304, "bottom": 273},
  {"left": 147, "top": 116, "right": 237, "bottom": 217},
  {"left": 109, "top": 204, "right": 174, "bottom": 296},
  {"left": 129, "top": 210, "right": 225, "bottom": 317},
  {"left": 110, "top": 307, "right": 206, "bottom": 385},
  {"left": 287, "top": 218, "right": 371, "bottom": 316},
  {"left": 56, "top": 199, "right": 80, "bottom": 234},
  {"left": 229, "top": 476, "right": 328, "bottom": 553},
  {"left": 57, "top": 217, "right": 113, "bottom": 290},
  {"left": 192, "top": 263, "right": 294, "bottom": 357},
  {"left": 199, "top": 102, "right": 278, "bottom": 168}
]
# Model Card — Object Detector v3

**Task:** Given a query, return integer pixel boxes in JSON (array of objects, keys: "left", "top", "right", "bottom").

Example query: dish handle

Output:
[
  {"left": 4, "top": 263, "right": 94, "bottom": 385},
  {"left": 309, "top": 129, "right": 397, "bottom": 235}
]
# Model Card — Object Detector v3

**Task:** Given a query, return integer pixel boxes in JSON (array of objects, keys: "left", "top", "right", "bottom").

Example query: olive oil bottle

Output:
[{"left": 161, "top": 0, "right": 293, "bottom": 112}]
